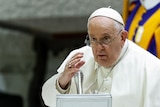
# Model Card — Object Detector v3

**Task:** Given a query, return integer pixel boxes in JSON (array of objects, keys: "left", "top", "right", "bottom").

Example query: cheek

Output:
[
  {"left": 112, "top": 44, "right": 122, "bottom": 57},
  {"left": 92, "top": 48, "right": 96, "bottom": 57},
  {"left": 92, "top": 48, "right": 100, "bottom": 61}
]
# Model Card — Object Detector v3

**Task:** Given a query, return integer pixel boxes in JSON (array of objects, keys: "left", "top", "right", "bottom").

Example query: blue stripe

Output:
[
  {"left": 139, "top": 3, "right": 160, "bottom": 25},
  {"left": 125, "top": 1, "right": 141, "bottom": 31},
  {"left": 148, "top": 36, "right": 157, "bottom": 56}
]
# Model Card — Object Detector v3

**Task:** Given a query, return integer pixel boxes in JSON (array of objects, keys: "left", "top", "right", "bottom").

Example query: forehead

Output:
[{"left": 88, "top": 17, "right": 116, "bottom": 36}]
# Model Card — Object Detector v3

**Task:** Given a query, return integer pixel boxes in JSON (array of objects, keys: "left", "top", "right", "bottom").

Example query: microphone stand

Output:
[{"left": 74, "top": 70, "right": 83, "bottom": 94}]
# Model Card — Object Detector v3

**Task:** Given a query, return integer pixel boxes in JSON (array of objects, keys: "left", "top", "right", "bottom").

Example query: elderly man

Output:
[{"left": 42, "top": 7, "right": 160, "bottom": 107}]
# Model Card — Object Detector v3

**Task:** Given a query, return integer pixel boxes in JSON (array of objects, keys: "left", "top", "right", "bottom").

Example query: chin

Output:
[{"left": 98, "top": 60, "right": 111, "bottom": 67}]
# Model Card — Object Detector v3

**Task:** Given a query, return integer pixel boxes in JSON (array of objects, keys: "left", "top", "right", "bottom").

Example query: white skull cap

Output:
[{"left": 88, "top": 6, "right": 124, "bottom": 26}]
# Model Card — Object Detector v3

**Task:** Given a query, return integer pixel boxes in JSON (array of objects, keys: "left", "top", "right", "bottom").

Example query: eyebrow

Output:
[
  {"left": 89, "top": 31, "right": 113, "bottom": 38},
  {"left": 102, "top": 33, "right": 112, "bottom": 38}
]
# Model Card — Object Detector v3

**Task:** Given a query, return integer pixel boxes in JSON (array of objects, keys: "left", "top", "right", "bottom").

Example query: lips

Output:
[{"left": 97, "top": 55, "right": 107, "bottom": 59}]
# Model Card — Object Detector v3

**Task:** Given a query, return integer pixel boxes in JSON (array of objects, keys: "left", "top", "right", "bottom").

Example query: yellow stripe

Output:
[
  {"left": 122, "top": 0, "right": 129, "bottom": 24},
  {"left": 128, "top": 6, "right": 146, "bottom": 40},
  {"left": 137, "top": 9, "right": 160, "bottom": 50},
  {"left": 155, "top": 27, "right": 160, "bottom": 58}
]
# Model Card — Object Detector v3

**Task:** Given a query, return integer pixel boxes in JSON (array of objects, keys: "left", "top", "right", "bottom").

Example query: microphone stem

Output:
[{"left": 74, "top": 70, "right": 83, "bottom": 94}]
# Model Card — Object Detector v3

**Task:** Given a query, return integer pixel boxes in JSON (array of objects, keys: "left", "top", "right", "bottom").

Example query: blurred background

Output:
[{"left": 0, "top": 0, "right": 127, "bottom": 107}]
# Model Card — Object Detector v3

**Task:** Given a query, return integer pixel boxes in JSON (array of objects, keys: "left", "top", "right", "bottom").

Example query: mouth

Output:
[{"left": 97, "top": 54, "right": 107, "bottom": 59}]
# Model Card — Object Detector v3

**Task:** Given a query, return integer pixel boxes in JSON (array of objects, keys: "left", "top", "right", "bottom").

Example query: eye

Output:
[
  {"left": 90, "top": 37, "right": 97, "bottom": 41},
  {"left": 103, "top": 36, "right": 111, "bottom": 42}
]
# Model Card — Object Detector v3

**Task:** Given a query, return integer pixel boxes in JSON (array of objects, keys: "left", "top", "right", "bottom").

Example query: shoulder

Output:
[{"left": 127, "top": 39, "right": 160, "bottom": 62}]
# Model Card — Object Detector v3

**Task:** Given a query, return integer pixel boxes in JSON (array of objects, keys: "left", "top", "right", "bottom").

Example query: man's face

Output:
[{"left": 88, "top": 17, "right": 124, "bottom": 67}]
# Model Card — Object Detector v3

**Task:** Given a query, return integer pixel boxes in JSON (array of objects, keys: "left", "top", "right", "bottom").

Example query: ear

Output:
[
  {"left": 84, "top": 35, "right": 90, "bottom": 46},
  {"left": 121, "top": 30, "right": 128, "bottom": 42}
]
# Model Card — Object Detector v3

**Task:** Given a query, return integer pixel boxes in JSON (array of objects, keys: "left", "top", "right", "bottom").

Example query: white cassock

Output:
[{"left": 42, "top": 39, "right": 160, "bottom": 107}]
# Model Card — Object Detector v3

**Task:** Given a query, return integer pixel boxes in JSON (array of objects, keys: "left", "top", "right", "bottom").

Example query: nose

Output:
[{"left": 95, "top": 42, "right": 105, "bottom": 49}]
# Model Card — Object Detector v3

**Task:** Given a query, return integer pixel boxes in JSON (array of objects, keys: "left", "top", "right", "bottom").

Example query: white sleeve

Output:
[{"left": 41, "top": 46, "right": 92, "bottom": 107}]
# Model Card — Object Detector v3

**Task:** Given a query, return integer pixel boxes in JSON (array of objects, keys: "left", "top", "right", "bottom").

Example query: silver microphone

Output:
[{"left": 74, "top": 70, "right": 83, "bottom": 94}]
